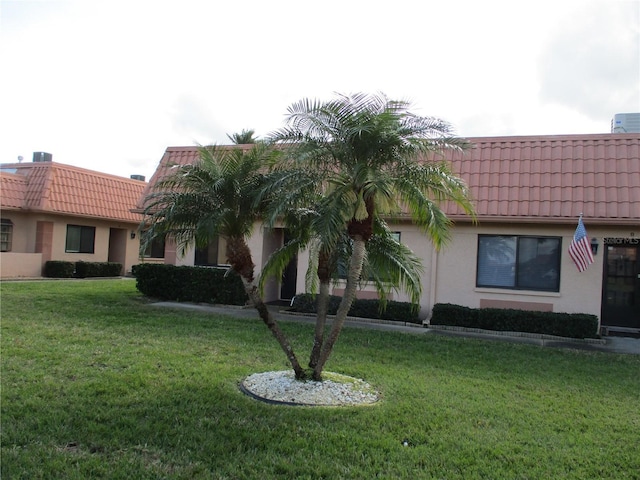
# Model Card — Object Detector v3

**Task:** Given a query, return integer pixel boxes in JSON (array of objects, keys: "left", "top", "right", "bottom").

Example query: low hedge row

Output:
[
  {"left": 43, "top": 261, "right": 123, "bottom": 278},
  {"left": 290, "top": 293, "right": 420, "bottom": 324},
  {"left": 430, "top": 303, "right": 599, "bottom": 339},
  {"left": 132, "top": 263, "right": 246, "bottom": 305}
]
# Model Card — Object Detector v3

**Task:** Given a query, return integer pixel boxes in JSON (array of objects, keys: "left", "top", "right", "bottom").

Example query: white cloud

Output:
[
  {"left": 0, "top": 0, "right": 636, "bottom": 179},
  {"left": 538, "top": 0, "right": 640, "bottom": 120}
]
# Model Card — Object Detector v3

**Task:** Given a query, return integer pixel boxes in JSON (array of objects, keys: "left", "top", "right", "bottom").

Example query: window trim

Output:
[
  {"left": 476, "top": 234, "right": 562, "bottom": 293},
  {"left": 65, "top": 224, "right": 96, "bottom": 254}
]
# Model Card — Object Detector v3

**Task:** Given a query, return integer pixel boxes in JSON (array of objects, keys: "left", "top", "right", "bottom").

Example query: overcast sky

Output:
[{"left": 1, "top": 0, "right": 638, "bottom": 180}]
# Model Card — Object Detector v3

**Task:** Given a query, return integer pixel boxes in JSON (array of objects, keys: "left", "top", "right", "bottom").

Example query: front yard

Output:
[{"left": 2, "top": 280, "right": 639, "bottom": 479}]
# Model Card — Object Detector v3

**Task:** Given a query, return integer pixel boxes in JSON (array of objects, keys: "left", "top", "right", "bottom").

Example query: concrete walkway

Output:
[{"left": 149, "top": 301, "right": 640, "bottom": 355}]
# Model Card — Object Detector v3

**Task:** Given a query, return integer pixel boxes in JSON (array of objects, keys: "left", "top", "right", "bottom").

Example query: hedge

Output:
[
  {"left": 43, "top": 261, "right": 123, "bottom": 278},
  {"left": 290, "top": 293, "right": 420, "bottom": 324},
  {"left": 132, "top": 263, "right": 246, "bottom": 305},
  {"left": 43, "top": 261, "right": 75, "bottom": 278},
  {"left": 430, "top": 303, "right": 599, "bottom": 339},
  {"left": 75, "top": 261, "right": 123, "bottom": 278}
]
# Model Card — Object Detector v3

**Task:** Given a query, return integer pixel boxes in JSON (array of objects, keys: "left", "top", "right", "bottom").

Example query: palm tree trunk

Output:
[
  {"left": 312, "top": 236, "right": 366, "bottom": 380},
  {"left": 309, "top": 249, "right": 332, "bottom": 369},
  {"left": 227, "top": 236, "right": 306, "bottom": 379},
  {"left": 308, "top": 279, "right": 330, "bottom": 368},
  {"left": 242, "top": 278, "right": 306, "bottom": 379}
]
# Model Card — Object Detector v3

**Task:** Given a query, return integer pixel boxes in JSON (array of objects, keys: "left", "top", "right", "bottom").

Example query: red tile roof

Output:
[
  {"left": 135, "top": 145, "right": 254, "bottom": 211},
  {"left": 0, "top": 172, "right": 28, "bottom": 209},
  {"left": 445, "top": 133, "right": 640, "bottom": 225},
  {"left": 138, "top": 134, "right": 640, "bottom": 225},
  {"left": 1, "top": 162, "right": 146, "bottom": 223}
]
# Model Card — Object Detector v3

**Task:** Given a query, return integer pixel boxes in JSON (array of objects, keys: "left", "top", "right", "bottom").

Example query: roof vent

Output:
[
  {"left": 130, "top": 174, "right": 146, "bottom": 181},
  {"left": 33, "top": 152, "right": 52, "bottom": 162}
]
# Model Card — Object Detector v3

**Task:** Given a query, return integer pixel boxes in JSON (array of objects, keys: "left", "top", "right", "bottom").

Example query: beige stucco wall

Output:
[
  {"left": 429, "top": 223, "right": 640, "bottom": 321},
  {"left": 0, "top": 252, "right": 43, "bottom": 278},
  {"left": 0, "top": 212, "right": 34, "bottom": 253},
  {"left": 1, "top": 211, "right": 141, "bottom": 277},
  {"left": 153, "top": 219, "right": 638, "bottom": 323},
  {"left": 288, "top": 221, "right": 636, "bottom": 322}
]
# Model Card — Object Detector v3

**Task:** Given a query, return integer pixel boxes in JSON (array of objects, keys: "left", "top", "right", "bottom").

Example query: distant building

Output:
[
  {"left": 1, "top": 158, "right": 146, "bottom": 278},
  {"left": 611, "top": 113, "right": 640, "bottom": 133}
]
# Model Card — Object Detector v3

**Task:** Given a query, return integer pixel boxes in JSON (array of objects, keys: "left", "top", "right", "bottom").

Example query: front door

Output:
[
  {"left": 280, "top": 230, "right": 298, "bottom": 301},
  {"left": 601, "top": 240, "right": 640, "bottom": 330}
]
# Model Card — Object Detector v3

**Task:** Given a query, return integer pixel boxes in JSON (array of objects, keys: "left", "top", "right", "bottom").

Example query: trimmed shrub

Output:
[
  {"left": 44, "top": 261, "right": 74, "bottom": 278},
  {"left": 430, "top": 303, "right": 599, "bottom": 339},
  {"left": 430, "top": 303, "right": 478, "bottom": 327},
  {"left": 75, "top": 261, "right": 122, "bottom": 278},
  {"left": 133, "top": 263, "right": 246, "bottom": 306},
  {"left": 290, "top": 293, "right": 420, "bottom": 324}
]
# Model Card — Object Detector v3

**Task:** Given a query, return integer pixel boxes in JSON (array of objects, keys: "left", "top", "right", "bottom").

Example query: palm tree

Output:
[
  {"left": 227, "top": 129, "right": 257, "bottom": 144},
  {"left": 258, "top": 185, "right": 424, "bottom": 375},
  {"left": 141, "top": 141, "right": 306, "bottom": 379},
  {"left": 269, "top": 92, "right": 476, "bottom": 379}
]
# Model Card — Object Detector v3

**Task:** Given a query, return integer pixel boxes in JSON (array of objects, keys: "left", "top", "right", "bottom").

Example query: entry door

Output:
[
  {"left": 280, "top": 230, "right": 298, "bottom": 301},
  {"left": 602, "top": 241, "right": 640, "bottom": 329}
]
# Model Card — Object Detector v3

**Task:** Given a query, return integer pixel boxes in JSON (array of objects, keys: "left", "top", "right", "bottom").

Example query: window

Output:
[
  {"left": 142, "top": 236, "right": 165, "bottom": 259},
  {"left": 476, "top": 235, "right": 561, "bottom": 292},
  {"left": 1, "top": 219, "right": 13, "bottom": 252},
  {"left": 65, "top": 225, "right": 96, "bottom": 253},
  {"left": 195, "top": 236, "right": 228, "bottom": 266}
]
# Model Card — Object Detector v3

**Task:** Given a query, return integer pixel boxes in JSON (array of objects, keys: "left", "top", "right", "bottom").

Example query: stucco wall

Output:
[
  {"left": 0, "top": 252, "right": 43, "bottom": 278},
  {"left": 1, "top": 211, "right": 141, "bottom": 277},
  {"left": 150, "top": 219, "right": 638, "bottom": 323},
  {"left": 430, "top": 223, "right": 631, "bottom": 320}
]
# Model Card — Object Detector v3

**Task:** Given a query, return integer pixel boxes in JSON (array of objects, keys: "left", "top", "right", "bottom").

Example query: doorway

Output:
[
  {"left": 279, "top": 230, "right": 298, "bottom": 301},
  {"left": 107, "top": 228, "right": 126, "bottom": 275},
  {"left": 601, "top": 240, "right": 640, "bottom": 333}
]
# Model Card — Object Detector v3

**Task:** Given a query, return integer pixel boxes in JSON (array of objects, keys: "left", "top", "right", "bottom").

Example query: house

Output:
[
  {"left": 0, "top": 157, "right": 146, "bottom": 278},
  {"left": 136, "top": 133, "right": 640, "bottom": 334}
]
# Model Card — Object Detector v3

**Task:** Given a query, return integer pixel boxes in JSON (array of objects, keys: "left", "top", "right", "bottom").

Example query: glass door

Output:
[{"left": 602, "top": 242, "right": 640, "bottom": 329}]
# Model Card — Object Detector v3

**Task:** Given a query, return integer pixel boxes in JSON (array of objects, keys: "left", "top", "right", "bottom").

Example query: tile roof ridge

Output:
[
  {"left": 1, "top": 161, "right": 147, "bottom": 184},
  {"left": 464, "top": 133, "right": 640, "bottom": 143},
  {"left": 165, "top": 146, "right": 201, "bottom": 152},
  {"left": 29, "top": 162, "right": 55, "bottom": 211},
  {"left": 164, "top": 144, "right": 252, "bottom": 154}
]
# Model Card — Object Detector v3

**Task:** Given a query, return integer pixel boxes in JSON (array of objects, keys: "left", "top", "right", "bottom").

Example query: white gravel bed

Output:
[{"left": 241, "top": 370, "right": 380, "bottom": 406}]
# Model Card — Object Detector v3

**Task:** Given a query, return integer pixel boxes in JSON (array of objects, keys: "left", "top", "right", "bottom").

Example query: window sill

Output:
[{"left": 474, "top": 288, "right": 561, "bottom": 298}]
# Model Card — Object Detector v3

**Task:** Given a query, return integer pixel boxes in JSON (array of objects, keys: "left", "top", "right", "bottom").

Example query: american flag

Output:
[{"left": 568, "top": 217, "right": 594, "bottom": 272}]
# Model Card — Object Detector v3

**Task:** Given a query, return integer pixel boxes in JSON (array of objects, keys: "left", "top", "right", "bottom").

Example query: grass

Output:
[{"left": 1, "top": 279, "right": 639, "bottom": 479}]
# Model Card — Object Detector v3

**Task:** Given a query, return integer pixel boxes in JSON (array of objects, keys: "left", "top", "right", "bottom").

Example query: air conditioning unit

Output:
[{"left": 33, "top": 152, "right": 53, "bottom": 162}]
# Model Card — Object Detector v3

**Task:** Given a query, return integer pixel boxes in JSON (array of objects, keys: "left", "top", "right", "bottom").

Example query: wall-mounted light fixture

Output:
[
  {"left": 590, "top": 237, "right": 599, "bottom": 255},
  {"left": 130, "top": 231, "right": 136, "bottom": 240}
]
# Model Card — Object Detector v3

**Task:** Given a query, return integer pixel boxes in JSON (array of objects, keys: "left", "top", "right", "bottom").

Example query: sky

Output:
[{"left": 1, "top": 0, "right": 638, "bottom": 180}]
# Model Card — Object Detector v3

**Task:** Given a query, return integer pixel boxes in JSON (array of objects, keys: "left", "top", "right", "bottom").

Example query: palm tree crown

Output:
[{"left": 269, "top": 92, "right": 475, "bottom": 249}]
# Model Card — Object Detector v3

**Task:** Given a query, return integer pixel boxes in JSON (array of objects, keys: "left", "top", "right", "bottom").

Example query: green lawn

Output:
[{"left": 2, "top": 280, "right": 639, "bottom": 479}]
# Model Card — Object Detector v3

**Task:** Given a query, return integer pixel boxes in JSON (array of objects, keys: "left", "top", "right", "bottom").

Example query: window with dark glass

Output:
[
  {"left": 194, "top": 236, "right": 228, "bottom": 266},
  {"left": 142, "top": 236, "right": 165, "bottom": 259},
  {"left": 1, "top": 219, "right": 13, "bottom": 252},
  {"left": 65, "top": 225, "right": 95, "bottom": 253},
  {"left": 476, "top": 235, "right": 561, "bottom": 292}
]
